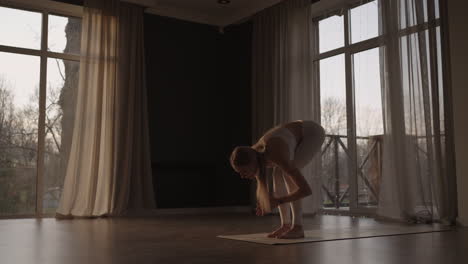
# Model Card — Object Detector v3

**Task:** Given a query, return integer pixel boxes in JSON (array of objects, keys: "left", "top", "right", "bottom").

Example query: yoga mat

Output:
[{"left": 217, "top": 224, "right": 452, "bottom": 245}]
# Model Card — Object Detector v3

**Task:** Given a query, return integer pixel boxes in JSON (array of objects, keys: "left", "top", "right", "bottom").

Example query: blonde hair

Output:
[
  {"left": 255, "top": 162, "right": 271, "bottom": 214},
  {"left": 230, "top": 147, "right": 271, "bottom": 214}
]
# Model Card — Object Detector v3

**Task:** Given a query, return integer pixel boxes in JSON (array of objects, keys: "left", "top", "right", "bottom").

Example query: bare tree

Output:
[
  {"left": 0, "top": 77, "right": 16, "bottom": 167},
  {"left": 0, "top": 77, "right": 37, "bottom": 214},
  {"left": 321, "top": 97, "right": 347, "bottom": 136}
]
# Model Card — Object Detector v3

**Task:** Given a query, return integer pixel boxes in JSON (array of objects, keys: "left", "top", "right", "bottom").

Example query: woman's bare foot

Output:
[
  {"left": 277, "top": 225, "right": 305, "bottom": 239},
  {"left": 267, "top": 224, "right": 291, "bottom": 238}
]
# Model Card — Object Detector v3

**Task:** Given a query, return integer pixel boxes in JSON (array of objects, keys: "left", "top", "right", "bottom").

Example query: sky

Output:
[
  {"left": 0, "top": 6, "right": 74, "bottom": 109},
  {"left": 318, "top": 1, "right": 384, "bottom": 136}
]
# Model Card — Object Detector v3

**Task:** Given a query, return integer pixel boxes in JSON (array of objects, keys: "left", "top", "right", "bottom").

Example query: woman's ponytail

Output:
[{"left": 230, "top": 147, "right": 271, "bottom": 213}]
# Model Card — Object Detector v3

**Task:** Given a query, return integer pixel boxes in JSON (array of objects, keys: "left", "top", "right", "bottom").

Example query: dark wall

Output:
[
  {"left": 214, "top": 22, "right": 253, "bottom": 208},
  {"left": 144, "top": 15, "right": 252, "bottom": 208},
  {"left": 49, "top": 0, "right": 253, "bottom": 208}
]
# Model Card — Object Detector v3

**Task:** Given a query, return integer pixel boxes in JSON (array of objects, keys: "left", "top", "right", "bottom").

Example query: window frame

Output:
[
  {"left": 314, "top": 0, "right": 442, "bottom": 215},
  {"left": 0, "top": 0, "right": 83, "bottom": 219}
]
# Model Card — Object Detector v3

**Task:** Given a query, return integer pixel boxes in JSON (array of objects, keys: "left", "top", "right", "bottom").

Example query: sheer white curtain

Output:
[
  {"left": 377, "top": 0, "right": 457, "bottom": 223},
  {"left": 57, "top": 0, "right": 155, "bottom": 217},
  {"left": 252, "top": 0, "right": 322, "bottom": 213}
]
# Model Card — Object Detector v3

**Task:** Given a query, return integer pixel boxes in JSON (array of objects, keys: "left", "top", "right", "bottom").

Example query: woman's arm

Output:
[
  {"left": 265, "top": 137, "right": 312, "bottom": 206},
  {"left": 270, "top": 161, "right": 312, "bottom": 207}
]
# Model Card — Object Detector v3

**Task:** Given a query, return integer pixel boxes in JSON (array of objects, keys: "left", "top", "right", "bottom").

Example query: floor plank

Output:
[{"left": 0, "top": 214, "right": 466, "bottom": 264}]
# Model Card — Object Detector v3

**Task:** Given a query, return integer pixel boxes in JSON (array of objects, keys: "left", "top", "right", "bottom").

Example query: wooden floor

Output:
[{"left": 0, "top": 213, "right": 467, "bottom": 264}]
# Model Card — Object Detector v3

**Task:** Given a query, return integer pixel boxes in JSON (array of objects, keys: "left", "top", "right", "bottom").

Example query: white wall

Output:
[{"left": 447, "top": 0, "right": 468, "bottom": 226}]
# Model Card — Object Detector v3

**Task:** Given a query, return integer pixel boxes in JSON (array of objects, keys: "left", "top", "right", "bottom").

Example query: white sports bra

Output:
[{"left": 259, "top": 127, "right": 297, "bottom": 161}]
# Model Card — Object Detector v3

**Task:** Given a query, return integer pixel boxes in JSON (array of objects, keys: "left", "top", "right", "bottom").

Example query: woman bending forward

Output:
[{"left": 230, "top": 120, "right": 325, "bottom": 239}]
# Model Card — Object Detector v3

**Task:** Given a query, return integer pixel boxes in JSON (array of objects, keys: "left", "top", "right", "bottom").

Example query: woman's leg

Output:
[
  {"left": 267, "top": 167, "right": 291, "bottom": 238},
  {"left": 283, "top": 175, "right": 303, "bottom": 227},
  {"left": 276, "top": 174, "right": 304, "bottom": 238},
  {"left": 278, "top": 121, "right": 325, "bottom": 238}
]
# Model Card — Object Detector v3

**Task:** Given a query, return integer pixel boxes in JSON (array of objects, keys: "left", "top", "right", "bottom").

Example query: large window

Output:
[
  {"left": 316, "top": 0, "right": 442, "bottom": 212},
  {"left": 0, "top": 2, "right": 82, "bottom": 217}
]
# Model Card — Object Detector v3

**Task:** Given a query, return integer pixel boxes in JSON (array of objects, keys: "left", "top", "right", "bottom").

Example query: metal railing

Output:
[
  {"left": 0, "top": 145, "right": 62, "bottom": 215},
  {"left": 321, "top": 134, "right": 382, "bottom": 209},
  {"left": 321, "top": 134, "right": 444, "bottom": 209}
]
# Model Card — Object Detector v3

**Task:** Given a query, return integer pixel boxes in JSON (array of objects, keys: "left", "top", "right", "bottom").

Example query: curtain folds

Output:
[
  {"left": 56, "top": 0, "right": 155, "bottom": 217},
  {"left": 377, "top": 0, "right": 457, "bottom": 223},
  {"left": 252, "top": 0, "right": 322, "bottom": 214}
]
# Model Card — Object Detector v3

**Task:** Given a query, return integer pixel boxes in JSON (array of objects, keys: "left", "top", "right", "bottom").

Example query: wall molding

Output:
[
  {"left": 145, "top": 3, "right": 221, "bottom": 26},
  {"left": 143, "top": 0, "right": 285, "bottom": 27}
]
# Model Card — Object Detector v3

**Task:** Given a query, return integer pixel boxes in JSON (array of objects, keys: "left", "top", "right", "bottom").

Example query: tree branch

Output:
[
  {"left": 55, "top": 59, "right": 66, "bottom": 82},
  {"left": 45, "top": 115, "right": 61, "bottom": 152}
]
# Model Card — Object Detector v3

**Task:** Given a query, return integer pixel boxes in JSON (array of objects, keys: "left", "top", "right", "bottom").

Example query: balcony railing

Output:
[
  {"left": 321, "top": 133, "right": 439, "bottom": 209},
  {"left": 321, "top": 134, "right": 382, "bottom": 209},
  {"left": 0, "top": 145, "right": 62, "bottom": 215}
]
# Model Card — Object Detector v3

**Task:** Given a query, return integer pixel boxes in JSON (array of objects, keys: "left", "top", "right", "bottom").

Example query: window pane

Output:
[
  {"left": 436, "top": 27, "right": 443, "bottom": 134},
  {"left": 399, "top": 30, "right": 445, "bottom": 210},
  {"left": 319, "top": 15, "right": 344, "bottom": 53},
  {"left": 436, "top": 26, "right": 445, "bottom": 183},
  {"left": 400, "top": 31, "right": 434, "bottom": 136},
  {"left": 319, "top": 54, "right": 349, "bottom": 209},
  {"left": 350, "top": 1, "right": 380, "bottom": 44},
  {"left": 399, "top": 0, "right": 428, "bottom": 29},
  {"left": 434, "top": 0, "right": 440, "bottom": 19},
  {"left": 320, "top": 55, "right": 347, "bottom": 136},
  {"left": 0, "top": 52, "right": 40, "bottom": 215},
  {"left": 0, "top": 6, "right": 41, "bottom": 50},
  {"left": 48, "top": 15, "right": 82, "bottom": 54},
  {"left": 352, "top": 47, "right": 384, "bottom": 208},
  {"left": 43, "top": 58, "right": 79, "bottom": 213}
]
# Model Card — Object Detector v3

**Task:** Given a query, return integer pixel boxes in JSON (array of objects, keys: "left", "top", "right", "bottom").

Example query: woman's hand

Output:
[{"left": 269, "top": 195, "right": 280, "bottom": 209}]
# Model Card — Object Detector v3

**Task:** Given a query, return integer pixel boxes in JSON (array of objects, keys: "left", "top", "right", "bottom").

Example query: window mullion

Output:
[
  {"left": 36, "top": 11, "right": 48, "bottom": 217},
  {"left": 46, "top": 51, "right": 80, "bottom": 62},
  {"left": 314, "top": 46, "right": 347, "bottom": 61},
  {"left": 348, "top": 36, "right": 384, "bottom": 55},
  {"left": 344, "top": 8, "right": 358, "bottom": 211},
  {"left": 396, "top": 19, "right": 441, "bottom": 39},
  {"left": 0, "top": 44, "right": 42, "bottom": 57},
  {"left": 315, "top": 37, "right": 383, "bottom": 62}
]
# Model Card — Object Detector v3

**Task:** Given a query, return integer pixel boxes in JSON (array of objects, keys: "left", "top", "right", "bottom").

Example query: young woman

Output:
[{"left": 230, "top": 120, "right": 325, "bottom": 239}]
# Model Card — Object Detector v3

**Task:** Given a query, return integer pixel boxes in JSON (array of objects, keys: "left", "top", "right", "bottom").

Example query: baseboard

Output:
[
  {"left": 456, "top": 217, "right": 467, "bottom": 227},
  {"left": 126, "top": 206, "right": 252, "bottom": 216},
  {"left": 318, "top": 208, "right": 376, "bottom": 218}
]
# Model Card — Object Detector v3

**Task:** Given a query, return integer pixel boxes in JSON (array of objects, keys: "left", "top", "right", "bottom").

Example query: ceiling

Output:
[{"left": 126, "top": 0, "right": 284, "bottom": 27}]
